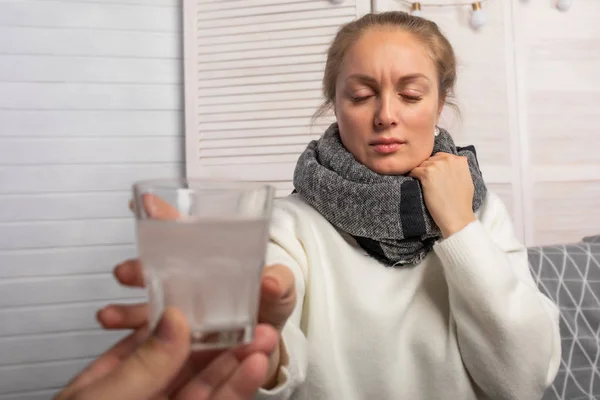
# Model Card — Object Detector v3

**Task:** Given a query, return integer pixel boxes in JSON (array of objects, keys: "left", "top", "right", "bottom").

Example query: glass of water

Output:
[{"left": 132, "top": 178, "right": 275, "bottom": 350}]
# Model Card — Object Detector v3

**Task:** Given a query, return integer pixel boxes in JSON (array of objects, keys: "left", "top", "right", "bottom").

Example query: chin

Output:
[{"left": 366, "top": 160, "right": 412, "bottom": 176}]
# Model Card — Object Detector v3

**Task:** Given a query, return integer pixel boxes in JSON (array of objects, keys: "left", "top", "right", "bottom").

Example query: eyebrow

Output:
[{"left": 345, "top": 73, "right": 430, "bottom": 85}]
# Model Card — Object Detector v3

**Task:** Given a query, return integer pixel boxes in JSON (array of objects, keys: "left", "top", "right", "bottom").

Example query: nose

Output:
[{"left": 373, "top": 95, "right": 398, "bottom": 129}]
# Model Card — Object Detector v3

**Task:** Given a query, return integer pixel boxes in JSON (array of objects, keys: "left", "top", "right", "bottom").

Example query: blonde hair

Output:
[{"left": 315, "top": 11, "right": 458, "bottom": 120}]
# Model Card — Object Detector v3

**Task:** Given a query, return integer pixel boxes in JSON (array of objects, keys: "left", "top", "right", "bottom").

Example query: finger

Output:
[
  {"left": 408, "top": 167, "right": 424, "bottom": 179},
  {"left": 434, "top": 150, "right": 456, "bottom": 158},
  {"left": 232, "top": 324, "right": 279, "bottom": 360},
  {"left": 185, "top": 324, "right": 277, "bottom": 374},
  {"left": 259, "top": 265, "right": 296, "bottom": 330},
  {"left": 261, "top": 264, "right": 295, "bottom": 301},
  {"left": 143, "top": 193, "right": 180, "bottom": 220},
  {"left": 114, "top": 259, "right": 145, "bottom": 288},
  {"left": 55, "top": 328, "right": 149, "bottom": 399},
  {"left": 165, "top": 349, "right": 223, "bottom": 397},
  {"left": 81, "top": 307, "right": 191, "bottom": 400},
  {"left": 174, "top": 324, "right": 277, "bottom": 395},
  {"left": 211, "top": 353, "right": 270, "bottom": 400},
  {"left": 176, "top": 352, "right": 270, "bottom": 400},
  {"left": 415, "top": 158, "right": 436, "bottom": 168},
  {"left": 97, "top": 303, "right": 149, "bottom": 330},
  {"left": 175, "top": 351, "right": 240, "bottom": 400},
  {"left": 164, "top": 324, "right": 277, "bottom": 399}
]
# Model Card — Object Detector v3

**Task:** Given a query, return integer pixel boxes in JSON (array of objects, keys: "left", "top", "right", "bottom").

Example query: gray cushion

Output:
[
  {"left": 582, "top": 235, "right": 600, "bottom": 244},
  {"left": 528, "top": 242, "right": 600, "bottom": 400}
]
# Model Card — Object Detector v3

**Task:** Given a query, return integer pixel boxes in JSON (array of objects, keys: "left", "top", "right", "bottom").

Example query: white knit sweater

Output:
[{"left": 256, "top": 191, "right": 561, "bottom": 400}]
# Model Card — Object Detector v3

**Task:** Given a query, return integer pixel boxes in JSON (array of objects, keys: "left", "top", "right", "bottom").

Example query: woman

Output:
[{"left": 99, "top": 11, "right": 561, "bottom": 400}]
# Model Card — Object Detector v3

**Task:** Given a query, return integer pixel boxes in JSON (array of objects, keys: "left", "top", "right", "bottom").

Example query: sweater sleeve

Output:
[
  {"left": 255, "top": 202, "right": 309, "bottom": 400},
  {"left": 433, "top": 192, "right": 561, "bottom": 400}
]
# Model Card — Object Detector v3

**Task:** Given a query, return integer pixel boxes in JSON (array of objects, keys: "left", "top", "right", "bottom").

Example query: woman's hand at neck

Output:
[{"left": 409, "top": 152, "right": 477, "bottom": 238}]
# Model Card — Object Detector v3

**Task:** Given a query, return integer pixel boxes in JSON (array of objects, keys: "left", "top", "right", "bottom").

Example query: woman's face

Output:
[{"left": 334, "top": 28, "right": 443, "bottom": 175}]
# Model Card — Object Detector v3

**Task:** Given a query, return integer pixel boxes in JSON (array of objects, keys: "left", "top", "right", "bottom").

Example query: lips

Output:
[
  {"left": 369, "top": 138, "right": 406, "bottom": 146},
  {"left": 370, "top": 138, "right": 406, "bottom": 154}
]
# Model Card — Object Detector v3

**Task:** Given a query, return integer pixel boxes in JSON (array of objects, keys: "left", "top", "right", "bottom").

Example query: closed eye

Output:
[
  {"left": 352, "top": 94, "right": 422, "bottom": 103},
  {"left": 402, "top": 94, "right": 422, "bottom": 102},
  {"left": 351, "top": 95, "right": 372, "bottom": 103}
]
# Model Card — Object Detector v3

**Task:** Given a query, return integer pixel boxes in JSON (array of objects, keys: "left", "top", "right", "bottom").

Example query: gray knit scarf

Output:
[{"left": 293, "top": 122, "right": 487, "bottom": 267}]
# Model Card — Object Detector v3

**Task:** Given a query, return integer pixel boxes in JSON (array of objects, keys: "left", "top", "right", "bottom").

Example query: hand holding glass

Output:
[{"left": 132, "top": 178, "right": 274, "bottom": 350}]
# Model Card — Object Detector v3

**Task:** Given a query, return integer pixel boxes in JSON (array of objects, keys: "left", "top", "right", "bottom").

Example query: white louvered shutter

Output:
[{"left": 183, "top": 0, "right": 371, "bottom": 198}]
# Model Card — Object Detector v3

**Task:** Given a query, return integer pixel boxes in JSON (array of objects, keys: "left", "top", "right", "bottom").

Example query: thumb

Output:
[
  {"left": 259, "top": 264, "right": 296, "bottom": 331},
  {"left": 82, "top": 307, "right": 190, "bottom": 400}
]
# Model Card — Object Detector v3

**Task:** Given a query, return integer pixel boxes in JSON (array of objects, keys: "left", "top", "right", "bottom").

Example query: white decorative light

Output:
[
  {"left": 411, "top": 2, "right": 423, "bottom": 17},
  {"left": 556, "top": 0, "right": 572, "bottom": 11},
  {"left": 470, "top": 2, "right": 487, "bottom": 30},
  {"left": 401, "top": 0, "right": 572, "bottom": 32}
]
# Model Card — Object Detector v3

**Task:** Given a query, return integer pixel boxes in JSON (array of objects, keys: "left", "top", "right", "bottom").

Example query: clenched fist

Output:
[{"left": 409, "top": 152, "right": 476, "bottom": 238}]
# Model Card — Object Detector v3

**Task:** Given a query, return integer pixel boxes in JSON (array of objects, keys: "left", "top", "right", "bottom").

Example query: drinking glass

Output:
[{"left": 132, "top": 178, "right": 274, "bottom": 350}]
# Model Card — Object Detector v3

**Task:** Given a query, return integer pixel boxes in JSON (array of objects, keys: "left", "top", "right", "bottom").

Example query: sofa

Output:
[{"left": 528, "top": 235, "right": 600, "bottom": 400}]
